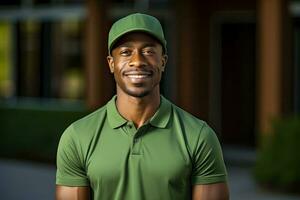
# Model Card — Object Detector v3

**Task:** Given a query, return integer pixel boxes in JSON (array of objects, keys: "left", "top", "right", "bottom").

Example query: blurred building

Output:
[{"left": 0, "top": 0, "right": 299, "bottom": 148}]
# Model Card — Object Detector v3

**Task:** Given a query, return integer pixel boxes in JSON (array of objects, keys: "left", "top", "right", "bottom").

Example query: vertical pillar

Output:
[
  {"left": 176, "top": 2, "right": 196, "bottom": 112},
  {"left": 257, "top": 0, "right": 287, "bottom": 134},
  {"left": 175, "top": 0, "right": 211, "bottom": 120},
  {"left": 85, "top": 0, "right": 113, "bottom": 109}
]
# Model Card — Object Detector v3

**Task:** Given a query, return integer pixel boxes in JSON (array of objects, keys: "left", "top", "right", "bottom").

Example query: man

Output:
[{"left": 56, "top": 13, "right": 229, "bottom": 200}]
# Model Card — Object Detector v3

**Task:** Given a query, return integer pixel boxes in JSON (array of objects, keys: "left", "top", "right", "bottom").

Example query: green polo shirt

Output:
[{"left": 56, "top": 96, "right": 227, "bottom": 200}]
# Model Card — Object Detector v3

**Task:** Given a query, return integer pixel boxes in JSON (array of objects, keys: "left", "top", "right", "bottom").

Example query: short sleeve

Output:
[
  {"left": 56, "top": 125, "right": 89, "bottom": 186},
  {"left": 191, "top": 123, "right": 227, "bottom": 185}
]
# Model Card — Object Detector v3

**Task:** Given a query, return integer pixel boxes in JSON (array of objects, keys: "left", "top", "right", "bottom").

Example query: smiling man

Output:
[{"left": 56, "top": 13, "right": 229, "bottom": 200}]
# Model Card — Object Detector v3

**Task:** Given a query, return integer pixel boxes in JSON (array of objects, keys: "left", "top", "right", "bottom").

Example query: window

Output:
[
  {"left": 14, "top": 19, "right": 85, "bottom": 100},
  {"left": 0, "top": 1, "right": 86, "bottom": 102},
  {"left": 0, "top": 22, "right": 13, "bottom": 98}
]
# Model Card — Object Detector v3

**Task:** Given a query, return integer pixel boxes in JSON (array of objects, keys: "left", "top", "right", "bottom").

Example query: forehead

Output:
[{"left": 112, "top": 32, "right": 162, "bottom": 49}]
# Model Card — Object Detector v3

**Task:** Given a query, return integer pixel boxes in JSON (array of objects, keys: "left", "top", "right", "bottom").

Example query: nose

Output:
[{"left": 129, "top": 51, "right": 147, "bottom": 68}]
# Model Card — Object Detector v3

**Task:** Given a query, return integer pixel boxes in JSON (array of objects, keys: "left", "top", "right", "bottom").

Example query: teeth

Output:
[{"left": 127, "top": 75, "right": 148, "bottom": 78}]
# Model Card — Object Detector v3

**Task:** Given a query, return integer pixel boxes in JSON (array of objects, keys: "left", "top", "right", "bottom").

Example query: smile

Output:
[
  {"left": 124, "top": 70, "right": 152, "bottom": 79},
  {"left": 126, "top": 74, "right": 150, "bottom": 78}
]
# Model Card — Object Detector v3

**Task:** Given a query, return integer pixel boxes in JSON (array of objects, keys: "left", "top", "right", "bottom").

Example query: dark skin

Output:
[
  {"left": 56, "top": 32, "right": 229, "bottom": 200},
  {"left": 107, "top": 32, "right": 167, "bottom": 128}
]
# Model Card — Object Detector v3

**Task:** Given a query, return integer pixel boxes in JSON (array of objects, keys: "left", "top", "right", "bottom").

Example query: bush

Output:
[
  {"left": 0, "top": 104, "right": 89, "bottom": 163},
  {"left": 254, "top": 117, "right": 300, "bottom": 193}
]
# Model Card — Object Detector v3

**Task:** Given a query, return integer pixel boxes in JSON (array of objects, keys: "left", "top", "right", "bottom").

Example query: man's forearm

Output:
[
  {"left": 56, "top": 185, "right": 90, "bottom": 200},
  {"left": 192, "top": 182, "right": 229, "bottom": 200}
]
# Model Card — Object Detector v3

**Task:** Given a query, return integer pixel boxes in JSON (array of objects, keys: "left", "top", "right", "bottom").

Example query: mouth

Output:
[
  {"left": 126, "top": 74, "right": 150, "bottom": 79},
  {"left": 124, "top": 70, "right": 152, "bottom": 79}
]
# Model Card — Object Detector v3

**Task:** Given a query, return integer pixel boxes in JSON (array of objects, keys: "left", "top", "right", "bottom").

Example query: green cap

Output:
[{"left": 108, "top": 13, "right": 167, "bottom": 54}]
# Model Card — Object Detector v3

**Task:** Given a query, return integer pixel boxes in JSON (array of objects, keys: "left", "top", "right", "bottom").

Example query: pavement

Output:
[
  {"left": 0, "top": 148, "right": 299, "bottom": 200},
  {"left": 227, "top": 166, "right": 299, "bottom": 200},
  {"left": 0, "top": 159, "right": 56, "bottom": 200}
]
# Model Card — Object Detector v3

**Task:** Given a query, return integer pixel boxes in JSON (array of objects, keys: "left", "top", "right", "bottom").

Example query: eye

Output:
[
  {"left": 142, "top": 48, "right": 155, "bottom": 56},
  {"left": 120, "top": 49, "right": 131, "bottom": 56}
]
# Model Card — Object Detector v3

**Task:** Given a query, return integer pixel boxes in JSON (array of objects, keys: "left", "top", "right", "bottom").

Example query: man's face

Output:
[{"left": 107, "top": 32, "right": 167, "bottom": 98}]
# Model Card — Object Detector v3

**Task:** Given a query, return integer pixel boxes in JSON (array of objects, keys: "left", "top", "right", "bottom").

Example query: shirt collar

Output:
[
  {"left": 106, "top": 95, "right": 172, "bottom": 129},
  {"left": 107, "top": 95, "right": 127, "bottom": 129},
  {"left": 149, "top": 96, "right": 171, "bottom": 128}
]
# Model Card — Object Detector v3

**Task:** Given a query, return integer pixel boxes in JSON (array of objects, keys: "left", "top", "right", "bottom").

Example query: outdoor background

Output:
[{"left": 0, "top": 0, "right": 300, "bottom": 199}]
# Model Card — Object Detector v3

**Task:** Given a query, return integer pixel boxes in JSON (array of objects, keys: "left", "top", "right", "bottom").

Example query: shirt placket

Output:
[{"left": 126, "top": 122, "right": 148, "bottom": 155}]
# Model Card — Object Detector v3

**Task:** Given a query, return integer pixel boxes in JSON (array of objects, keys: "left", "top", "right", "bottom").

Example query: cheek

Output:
[
  {"left": 112, "top": 62, "right": 124, "bottom": 74},
  {"left": 155, "top": 57, "right": 165, "bottom": 68},
  {"left": 116, "top": 60, "right": 129, "bottom": 70},
  {"left": 156, "top": 64, "right": 164, "bottom": 72}
]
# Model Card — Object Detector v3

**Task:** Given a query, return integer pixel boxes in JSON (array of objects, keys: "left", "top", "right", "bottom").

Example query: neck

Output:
[{"left": 116, "top": 90, "right": 161, "bottom": 128}]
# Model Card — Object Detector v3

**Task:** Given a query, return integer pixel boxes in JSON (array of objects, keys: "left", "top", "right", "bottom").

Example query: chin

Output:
[
  {"left": 123, "top": 88, "right": 152, "bottom": 98},
  {"left": 127, "top": 91, "right": 150, "bottom": 98},
  {"left": 117, "top": 83, "right": 160, "bottom": 98}
]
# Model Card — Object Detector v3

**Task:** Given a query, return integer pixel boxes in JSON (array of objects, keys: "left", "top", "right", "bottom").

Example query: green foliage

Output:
[
  {"left": 0, "top": 105, "right": 89, "bottom": 163},
  {"left": 254, "top": 117, "right": 300, "bottom": 192}
]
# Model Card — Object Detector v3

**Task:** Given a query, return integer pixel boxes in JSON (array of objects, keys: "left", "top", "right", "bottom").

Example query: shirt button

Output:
[
  {"left": 128, "top": 124, "right": 132, "bottom": 129},
  {"left": 134, "top": 138, "right": 138, "bottom": 143}
]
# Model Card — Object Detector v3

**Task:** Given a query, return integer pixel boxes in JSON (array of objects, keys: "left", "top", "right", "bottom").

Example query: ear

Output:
[
  {"left": 107, "top": 56, "right": 114, "bottom": 73},
  {"left": 161, "top": 54, "right": 168, "bottom": 72}
]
